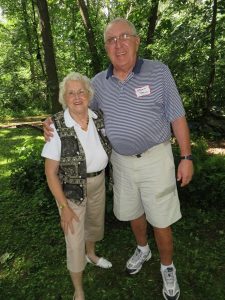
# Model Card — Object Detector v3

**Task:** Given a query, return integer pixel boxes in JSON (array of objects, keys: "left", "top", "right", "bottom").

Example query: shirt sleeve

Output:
[
  {"left": 163, "top": 64, "right": 185, "bottom": 122},
  {"left": 41, "top": 124, "right": 61, "bottom": 161}
]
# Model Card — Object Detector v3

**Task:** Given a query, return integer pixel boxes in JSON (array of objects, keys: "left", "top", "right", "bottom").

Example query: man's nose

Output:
[{"left": 115, "top": 38, "right": 122, "bottom": 47}]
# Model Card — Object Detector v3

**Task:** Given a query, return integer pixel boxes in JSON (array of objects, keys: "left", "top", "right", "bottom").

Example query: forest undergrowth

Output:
[{"left": 0, "top": 126, "right": 225, "bottom": 300}]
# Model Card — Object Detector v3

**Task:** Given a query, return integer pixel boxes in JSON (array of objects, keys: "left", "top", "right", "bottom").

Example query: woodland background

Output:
[
  {"left": 0, "top": 0, "right": 225, "bottom": 131},
  {"left": 0, "top": 0, "right": 225, "bottom": 299}
]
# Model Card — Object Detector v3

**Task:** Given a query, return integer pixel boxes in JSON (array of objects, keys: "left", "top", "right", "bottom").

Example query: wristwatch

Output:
[{"left": 180, "top": 155, "right": 193, "bottom": 161}]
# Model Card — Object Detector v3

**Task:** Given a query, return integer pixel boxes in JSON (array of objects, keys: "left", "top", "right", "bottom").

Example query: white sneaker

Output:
[
  {"left": 161, "top": 267, "right": 180, "bottom": 300},
  {"left": 126, "top": 247, "right": 152, "bottom": 275}
]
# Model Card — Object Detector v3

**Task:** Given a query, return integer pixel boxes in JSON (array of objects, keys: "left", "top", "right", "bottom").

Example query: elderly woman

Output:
[{"left": 41, "top": 72, "right": 112, "bottom": 300}]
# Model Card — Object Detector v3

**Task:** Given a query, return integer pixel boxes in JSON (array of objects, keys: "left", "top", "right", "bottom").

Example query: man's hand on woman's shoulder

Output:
[{"left": 43, "top": 117, "right": 54, "bottom": 142}]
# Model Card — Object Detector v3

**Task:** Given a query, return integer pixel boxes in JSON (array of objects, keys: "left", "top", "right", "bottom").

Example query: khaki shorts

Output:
[
  {"left": 58, "top": 171, "right": 105, "bottom": 273},
  {"left": 111, "top": 142, "right": 181, "bottom": 228}
]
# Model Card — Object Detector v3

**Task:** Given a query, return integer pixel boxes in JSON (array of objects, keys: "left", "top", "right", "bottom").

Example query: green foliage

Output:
[
  {"left": 141, "top": 1, "right": 225, "bottom": 120},
  {"left": 9, "top": 132, "right": 55, "bottom": 214},
  {"left": 173, "top": 137, "right": 225, "bottom": 210},
  {"left": 10, "top": 140, "right": 45, "bottom": 194},
  {"left": 0, "top": 0, "right": 225, "bottom": 119}
]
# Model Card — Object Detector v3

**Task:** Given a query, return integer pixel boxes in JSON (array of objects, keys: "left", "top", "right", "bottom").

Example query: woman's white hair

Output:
[
  {"left": 58, "top": 72, "right": 94, "bottom": 109},
  {"left": 104, "top": 18, "right": 138, "bottom": 42}
]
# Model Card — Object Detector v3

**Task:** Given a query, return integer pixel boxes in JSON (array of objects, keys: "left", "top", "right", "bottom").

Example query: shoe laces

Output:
[
  {"left": 164, "top": 267, "right": 175, "bottom": 286},
  {"left": 132, "top": 248, "right": 142, "bottom": 261},
  {"left": 130, "top": 248, "right": 147, "bottom": 263}
]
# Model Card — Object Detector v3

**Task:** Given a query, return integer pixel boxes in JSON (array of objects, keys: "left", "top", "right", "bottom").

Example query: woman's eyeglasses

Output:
[{"left": 66, "top": 89, "right": 88, "bottom": 98}]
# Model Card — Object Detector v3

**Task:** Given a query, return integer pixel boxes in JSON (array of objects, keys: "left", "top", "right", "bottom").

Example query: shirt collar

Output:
[
  {"left": 106, "top": 57, "right": 144, "bottom": 79},
  {"left": 64, "top": 108, "right": 97, "bottom": 127}
]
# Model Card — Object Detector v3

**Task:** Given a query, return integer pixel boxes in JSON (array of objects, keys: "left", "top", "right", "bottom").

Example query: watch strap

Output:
[{"left": 180, "top": 155, "right": 193, "bottom": 161}]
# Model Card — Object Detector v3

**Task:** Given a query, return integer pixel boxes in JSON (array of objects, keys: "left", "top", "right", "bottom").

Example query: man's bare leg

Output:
[
  {"left": 153, "top": 226, "right": 173, "bottom": 265},
  {"left": 130, "top": 214, "right": 148, "bottom": 246}
]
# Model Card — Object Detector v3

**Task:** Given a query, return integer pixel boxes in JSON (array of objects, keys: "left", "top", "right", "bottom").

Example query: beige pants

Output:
[
  {"left": 59, "top": 171, "right": 105, "bottom": 273},
  {"left": 111, "top": 142, "right": 181, "bottom": 228}
]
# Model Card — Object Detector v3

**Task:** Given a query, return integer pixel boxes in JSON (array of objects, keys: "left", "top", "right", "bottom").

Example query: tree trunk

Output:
[
  {"left": 70, "top": 2, "right": 78, "bottom": 66},
  {"left": 21, "top": 0, "right": 35, "bottom": 83},
  {"left": 77, "top": 0, "right": 101, "bottom": 74},
  {"left": 145, "top": 0, "right": 159, "bottom": 58},
  {"left": 204, "top": 0, "right": 217, "bottom": 116},
  {"left": 146, "top": 0, "right": 159, "bottom": 45},
  {"left": 31, "top": 0, "right": 46, "bottom": 78},
  {"left": 36, "top": 0, "right": 61, "bottom": 113}
]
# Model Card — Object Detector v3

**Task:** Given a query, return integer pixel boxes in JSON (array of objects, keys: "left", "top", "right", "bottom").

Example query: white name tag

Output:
[{"left": 135, "top": 85, "right": 151, "bottom": 98}]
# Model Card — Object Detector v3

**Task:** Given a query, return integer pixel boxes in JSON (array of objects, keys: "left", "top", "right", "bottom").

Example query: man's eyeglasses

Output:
[
  {"left": 105, "top": 33, "right": 137, "bottom": 46},
  {"left": 66, "top": 89, "right": 88, "bottom": 98}
]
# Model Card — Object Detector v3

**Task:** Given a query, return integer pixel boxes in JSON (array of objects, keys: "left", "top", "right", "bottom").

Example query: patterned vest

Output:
[{"left": 52, "top": 110, "right": 111, "bottom": 205}]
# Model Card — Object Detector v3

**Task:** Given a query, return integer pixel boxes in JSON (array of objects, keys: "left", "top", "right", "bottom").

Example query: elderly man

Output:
[
  {"left": 44, "top": 18, "right": 193, "bottom": 300},
  {"left": 91, "top": 18, "right": 193, "bottom": 300}
]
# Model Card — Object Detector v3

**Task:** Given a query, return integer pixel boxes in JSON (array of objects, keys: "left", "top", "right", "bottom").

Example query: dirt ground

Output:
[
  {"left": 207, "top": 140, "right": 225, "bottom": 155},
  {"left": 0, "top": 116, "right": 48, "bottom": 131}
]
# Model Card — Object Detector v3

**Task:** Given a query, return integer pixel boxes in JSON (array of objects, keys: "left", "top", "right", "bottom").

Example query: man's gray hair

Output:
[
  {"left": 58, "top": 72, "right": 94, "bottom": 109},
  {"left": 104, "top": 18, "right": 138, "bottom": 42}
]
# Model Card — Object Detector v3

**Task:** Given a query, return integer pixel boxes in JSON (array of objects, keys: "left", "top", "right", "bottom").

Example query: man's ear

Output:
[{"left": 135, "top": 36, "right": 140, "bottom": 51}]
